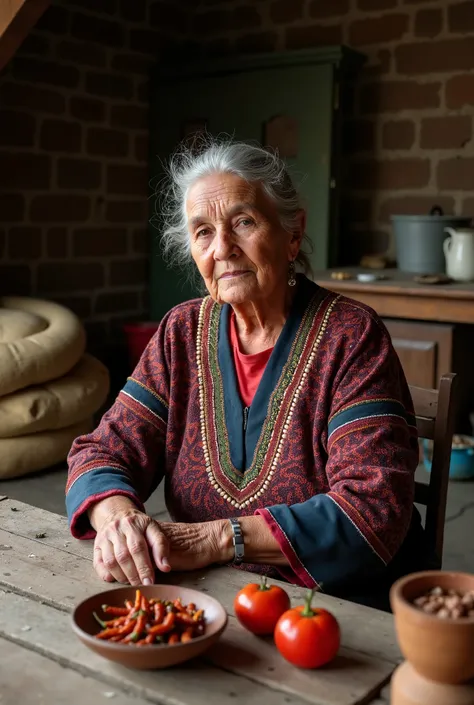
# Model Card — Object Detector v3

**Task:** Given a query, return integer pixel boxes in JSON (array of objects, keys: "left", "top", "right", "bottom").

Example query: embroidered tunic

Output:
[{"left": 66, "top": 276, "right": 427, "bottom": 604}]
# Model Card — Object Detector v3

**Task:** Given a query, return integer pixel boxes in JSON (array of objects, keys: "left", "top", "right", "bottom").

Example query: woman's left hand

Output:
[{"left": 159, "top": 520, "right": 232, "bottom": 571}]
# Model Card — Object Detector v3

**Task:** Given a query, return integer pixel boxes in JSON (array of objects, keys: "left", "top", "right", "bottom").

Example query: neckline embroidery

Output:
[{"left": 196, "top": 280, "right": 338, "bottom": 508}]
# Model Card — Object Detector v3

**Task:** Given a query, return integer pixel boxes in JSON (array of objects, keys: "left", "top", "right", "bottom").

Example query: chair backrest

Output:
[{"left": 410, "top": 372, "right": 458, "bottom": 565}]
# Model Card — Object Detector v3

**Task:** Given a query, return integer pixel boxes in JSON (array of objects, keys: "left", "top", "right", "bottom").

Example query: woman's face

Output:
[{"left": 187, "top": 173, "right": 304, "bottom": 305}]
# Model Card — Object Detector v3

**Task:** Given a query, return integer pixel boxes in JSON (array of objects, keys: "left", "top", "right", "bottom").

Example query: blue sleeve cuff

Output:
[
  {"left": 266, "top": 494, "right": 386, "bottom": 593},
  {"left": 66, "top": 466, "right": 144, "bottom": 539}
]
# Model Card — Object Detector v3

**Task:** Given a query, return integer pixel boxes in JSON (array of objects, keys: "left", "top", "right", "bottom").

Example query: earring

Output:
[{"left": 288, "top": 261, "right": 296, "bottom": 287}]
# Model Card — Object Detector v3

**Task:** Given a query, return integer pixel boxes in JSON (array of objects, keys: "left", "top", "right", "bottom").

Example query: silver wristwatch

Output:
[{"left": 229, "top": 518, "right": 244, "bottom": 565}]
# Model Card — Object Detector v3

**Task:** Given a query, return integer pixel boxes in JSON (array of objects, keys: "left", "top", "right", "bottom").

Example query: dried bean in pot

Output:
[{"left": 412, "top": 586, "right": 474, "bottom": 619}]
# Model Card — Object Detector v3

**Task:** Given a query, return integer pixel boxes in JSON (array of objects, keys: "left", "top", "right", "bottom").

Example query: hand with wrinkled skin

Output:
[
  {"left": 90, "top": 498, "right": 171, "bottom": 586},
  {"left": 159, "top": 516, "right": 290, "bottom": 570},
  {"left": 89, "top": 497, "right": 287, "bottom": 585},
  {"left": 159, "top": 520, "right": 233, "bottom": 571}
]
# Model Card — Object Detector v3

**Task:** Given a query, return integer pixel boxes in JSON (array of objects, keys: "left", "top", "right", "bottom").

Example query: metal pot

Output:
[{"left": 391, "top": 206, "right": 472, "bottom": 274}]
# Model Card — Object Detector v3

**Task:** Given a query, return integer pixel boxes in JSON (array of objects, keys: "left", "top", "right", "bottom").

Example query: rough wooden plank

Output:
[
  {"left": 0, "top": 0, "right": 26, "bottom": 35},
  {"left": 0, "top": 500, "right": 402, "bottom": 668},
  {"left": 208, "top": 618, "right": 393, "bottom": 705},
  {"left": 367, "top": 685, "right": 390, "bottom": 704},
  {"left": 410, "top": 386, "right": 438, "bottom": 418},
  {"left": 415, "top": 417, "right": 435, "bottom": 440},
  {"left": 0, "top": 500, "right": 396, "bottom": 705},
  {"left": 0, "top": 535, "right": 393, "bottom": 705},
  {"left": 0, "top": 497, "right": 93, "bottom": 559},
  {"left": 0, "top": 0, "right": 50, "bottom": 71},
  {"left": 0, "top": 527, "right": 101, "bottom": 607},
  {"left": 181, "top": 569, "right": 401, "bottom": 668},
  {"left": 0, "top": 589, "right": 309, "bottom": 705},
  {"left": 0, "top": 529, "right": 395, "bottom": 705},
  {"left": 0, "top": 636, "right": 151, "bottom": 705},
  {"left": 0, "top": 525, "right": 401, "bottom": 669}
]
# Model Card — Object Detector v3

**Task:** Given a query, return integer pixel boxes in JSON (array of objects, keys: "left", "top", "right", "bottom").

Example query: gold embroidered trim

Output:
[{"left": 197, "top": 295, "right": 339, "bottom": 509}]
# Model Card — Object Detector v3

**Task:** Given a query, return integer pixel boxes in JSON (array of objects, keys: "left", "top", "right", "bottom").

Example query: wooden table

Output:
[
  {"left": 313, "top": 268, "right": 474, "bottom": 325},
  {"left": 0, "top": 497, "right": 396, "bottom": 705}
]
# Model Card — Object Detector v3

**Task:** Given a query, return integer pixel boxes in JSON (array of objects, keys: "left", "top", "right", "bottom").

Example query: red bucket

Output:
[{"left": 123, "top": 321, "right": 160, "bottom": 369}]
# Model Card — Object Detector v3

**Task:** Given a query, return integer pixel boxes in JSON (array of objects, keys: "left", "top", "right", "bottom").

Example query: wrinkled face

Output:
[{"left": 186, "top": 173, "right": 302, "bottom": 305}]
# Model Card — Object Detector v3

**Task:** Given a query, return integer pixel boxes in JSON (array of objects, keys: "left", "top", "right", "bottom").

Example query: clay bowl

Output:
[
  {"left": 390, "top": 571, "right": 474, "bottom": 684},
  {"left": 71, "top": 584, "right": 228, "bottom": 670}
]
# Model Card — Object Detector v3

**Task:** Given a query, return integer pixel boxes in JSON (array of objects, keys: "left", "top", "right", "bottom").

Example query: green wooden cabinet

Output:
[{"left": 149, "top": 46, "right": 365, "bottom": 320}]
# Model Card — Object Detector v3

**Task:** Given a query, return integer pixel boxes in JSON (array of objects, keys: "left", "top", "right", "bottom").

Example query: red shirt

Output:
[{"left": 229, "top": 312, "right": 273, "bottom": 407}]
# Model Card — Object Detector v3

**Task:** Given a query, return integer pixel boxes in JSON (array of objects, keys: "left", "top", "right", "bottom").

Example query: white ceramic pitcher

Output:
[{"left": 443, "top": 227, "right": 474, "bottom": 281}]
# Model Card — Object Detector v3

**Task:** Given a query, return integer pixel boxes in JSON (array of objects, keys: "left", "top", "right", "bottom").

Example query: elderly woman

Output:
[{"left": 66, "top": 138, "right": 431, "bottom": 611}]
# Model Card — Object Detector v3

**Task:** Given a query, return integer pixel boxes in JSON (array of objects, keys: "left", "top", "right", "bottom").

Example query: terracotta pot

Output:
[
  {"left": 390, "top": 571, "right": 474, "bottom": 685},
  {"left": 391, "top": 661, "right": 474, "bottom": 705}
]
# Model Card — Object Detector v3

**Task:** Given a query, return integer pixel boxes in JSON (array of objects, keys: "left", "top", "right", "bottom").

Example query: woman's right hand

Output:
[{"left": 89, "top": 497, "right": 171, "bottom": 586}]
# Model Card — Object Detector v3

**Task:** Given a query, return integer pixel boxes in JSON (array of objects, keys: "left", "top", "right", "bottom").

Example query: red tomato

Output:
[
  {"left": 274, "top": 589, "right": 341, "bottom": 669},
  {"left": 234, "top": 578, "right": 291, "bottom": 635}
]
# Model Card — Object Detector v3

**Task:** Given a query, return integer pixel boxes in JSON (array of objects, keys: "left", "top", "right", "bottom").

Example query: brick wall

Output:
[
  {"left": 0, "top": 0, "right": 187, "bottom": 363},
  {"left": 188, "top": 0, "right": 474, "bottom": 262},
  {"left": 2, "top": 0, "right": 473, "bottom": 356}
]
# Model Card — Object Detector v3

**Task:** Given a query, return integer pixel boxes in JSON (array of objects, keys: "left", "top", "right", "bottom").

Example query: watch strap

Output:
[{"left": 229, "top": 518, "right": 244, "bottom": 565}]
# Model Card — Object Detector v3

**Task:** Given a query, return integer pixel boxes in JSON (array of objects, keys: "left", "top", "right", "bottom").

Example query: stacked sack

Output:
[{"left": 0, "top": 297, "right": 110, "bottom": 479}]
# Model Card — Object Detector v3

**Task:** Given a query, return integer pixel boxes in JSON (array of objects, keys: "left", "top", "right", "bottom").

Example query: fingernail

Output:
[
  {"left": 161, "top": 557, "right": 170, "bottom": 568},
  {"left": 142, "top": 578, "right": 152, "bottom": 586}
]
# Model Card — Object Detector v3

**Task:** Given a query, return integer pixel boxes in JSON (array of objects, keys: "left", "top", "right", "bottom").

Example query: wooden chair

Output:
[{"left": 410, "top": 372, "right": 458, "bottom": 567}]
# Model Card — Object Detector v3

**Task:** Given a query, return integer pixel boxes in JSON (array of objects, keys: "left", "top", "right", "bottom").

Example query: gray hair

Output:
[{"left": 157, "top": 135, "right": 312, "bottom": 275}]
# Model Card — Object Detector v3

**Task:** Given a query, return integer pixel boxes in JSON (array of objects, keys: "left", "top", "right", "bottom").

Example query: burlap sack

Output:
[
  {"left": 0, "top": 418, "right": 93, "bottom": 479},
  {"left": 0, "top": 354, "right": 109, "bottom": 438},
  {"left": 0, "top": 297, "right": 86, "bottom": 397}
]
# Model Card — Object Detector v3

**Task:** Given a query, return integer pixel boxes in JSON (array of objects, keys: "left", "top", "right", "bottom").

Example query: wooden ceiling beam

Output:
[{"left": 0, "top": 0, "right": 51, "bottom": 72}]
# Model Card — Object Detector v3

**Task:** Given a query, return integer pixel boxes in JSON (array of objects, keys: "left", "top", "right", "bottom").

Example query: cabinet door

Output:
[
  {"left": 383, "top": 320, "right": 453, "bottom": 389},
  {"left": 389, "top": 338, "right": 437, "bottom": 389},
  {"left": 150, "top": 62, "right": 334, "bottom": 318}
]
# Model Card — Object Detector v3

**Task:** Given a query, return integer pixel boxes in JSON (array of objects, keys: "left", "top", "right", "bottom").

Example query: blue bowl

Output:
[{"left": 423, "top": 436, "right": 474, "bottom": 481}]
